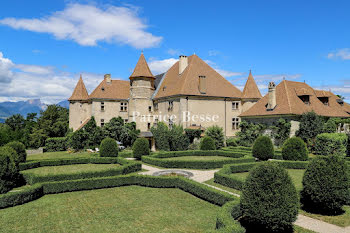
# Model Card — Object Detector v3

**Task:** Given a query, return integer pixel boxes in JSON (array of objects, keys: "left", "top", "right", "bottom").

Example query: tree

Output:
[
  {"left": 37, "top": 105, "right": 69, "bottom": 138},
  {"left": 240, "top": 162, "right": 299, "bottom": 232},
  {"left": 103, "top": 117, "right": 124, "bottom": 141},
  {"left": 205, "top": 125, "right": 224, "bottom": 149},
  {"left": 5, "top": 114, "right": 25, "bottom": 131},
  {"left": 270, "top": 118, "right": 291, "bottom": 146},
  {"left": 169, "top": 125, "right": 190, "bottom": 151},
  {"left": 120, "top": 122, "right": 140, "bottom": 147},
  {"left": 296, "top": 111, "right": 325, "bottom": 149},
  {"left": 151, "top": 122, "right": 170, "bottom": 151},
  {"left": 323, "top": 118, "right": 337, "bottom": 133},
  {"left": 236, "top": 121, "right": 265, "bottom": 146},
  {"left": 0, "top": 124, "right": 12, "bottom": 146}
]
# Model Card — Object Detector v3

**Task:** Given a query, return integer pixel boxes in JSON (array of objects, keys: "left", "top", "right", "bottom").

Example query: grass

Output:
[
  {"left": 21, "top": 164, "right": 120, "bottom": 176},
  {"left": 294, "top": 226, "right": 316, "bottom": 233},
  {"left": 300, "top": 206, "right": 350, "bottom": 227},
  {"left": 166, "top": 156, "right": 237, "bottom": 161},
  {"left": 204, "top": 178, "right": 241, "bottom": 195},
  {"left": 27, "top": 151, "right": 96, "bottom": 161},
  {"left": 0, "top": 186, "right": 219, "bottom": 233},
  {"left": 230, "top": 169, "right": 305, "bottom": 191}
]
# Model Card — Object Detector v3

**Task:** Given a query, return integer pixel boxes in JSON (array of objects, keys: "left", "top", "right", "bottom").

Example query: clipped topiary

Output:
[
  {"left": 282, "top": 137, "right": 308, "bottom": 161},
  {"left": 132, "top": 138, "right": 150, "bottom": 160},
  {"left": 200, "top": 136, "right": 216, "bottom": 150},
  {"left": 301, "top": 155, "right": 350, "bottom": 214},
  {"left": 240, "top": 162, "right": 299, "bottom": 232},
  {"left": 0, "top": 146, "right": 19, "bottom": 193},
  {"left": 99, "top": 138, "right": 118, "bottom": 157},
  {"left": 252, "top": 136, "right": 274, "bottom": 161},
  {"left": 6, "top": 141, "right": 27, "bottom": 163}
]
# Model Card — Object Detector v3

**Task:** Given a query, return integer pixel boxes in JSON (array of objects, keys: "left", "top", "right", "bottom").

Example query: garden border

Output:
[
  {"left": 214, "top": 160, "right": 309, "bottom": 191},
  {"left": 19, "top": 157, "right": 142, "bottom": 184},
  {"left": 141, "top": 150, "right": 254, "bottom": 169}
]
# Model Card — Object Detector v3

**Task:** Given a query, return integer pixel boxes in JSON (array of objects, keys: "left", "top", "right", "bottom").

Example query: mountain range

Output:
[{"left": 0, "top": 99, "right": 68, "bottom": 123}]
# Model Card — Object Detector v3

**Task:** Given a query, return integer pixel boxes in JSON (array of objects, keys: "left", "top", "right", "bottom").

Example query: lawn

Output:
[
  {"left": 230, "top": 169, "right": 305, "bottom": 191},
  {"left": 21, "top": 164, "right": 120, "bottom": 176},
  {"left": 0, "top": 186, "right": 219, "bottom": 233},
  {"left": 300, "top": 206, "right": 350, "bottom": 227},
  {"left": 27, "top": 151, "right": 96, "bottom": 161},
  {"left": 166, "top": 156, "right": 237, "bottom": 161}
]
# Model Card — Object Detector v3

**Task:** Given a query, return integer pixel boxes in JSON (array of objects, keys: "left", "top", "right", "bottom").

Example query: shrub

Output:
[
  {"left": 200, "top": 136, "right": 216, "bottom": 150},
  {"left": 169, "top": 125, "right": 190, "bottom": 151},
  {"left": 282, "top": 137, "right": 308, "bottom": 161},
  {"left": 100, "top": 138, "right": 118, "bottom": 157},
  {"left": 240, "top": 162, "right": 299, "bottom": 232},
  {"left": 0, "top": 146, "right": 19, "bottom": 193},
  {"left": 6, "top": 141, "right": 27, "bottom": 163},
  {"left": 252, "top": 136, "right": 274, "bottom": 161},
  {"left": 45, "top": 137, "right": 67, "bottom": 152},
  {"left": 301, "top": 155, "right": 350, "bottom": 214},
  {"left": 132, "top": 138, "right": 150, "bottom": 160},
  {"left": 314, "top": 133, "right": 347, "bottom": 156},
  {"left": 270, "top": 118, "right": 291, "bottom": 146},
  {"left": 236, "top": 121, "right": 266, "bottom": 147},
  {"left": 151, "top": 122, "right": 170, "bottom": 151},
  {"left": 205, "top": 125, "right": 225, "bottom": 149},
  {"left": 226, "top": 137, "right": 238, "bottom": 147},
  {"left": 296, "top": 111, "right": 325, "bottom": 149},
  {"left": 323, "top": 118, "right": 337, "bottom": 133},
  {"left": 185, "top": 128, "right": 201, "bottom": 143}
]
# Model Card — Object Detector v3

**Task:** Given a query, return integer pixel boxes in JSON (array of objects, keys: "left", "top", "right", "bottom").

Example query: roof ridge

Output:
[
  {"left": 130, "top": 53, "right": 154, "bottom": 78},
  {"left": 283, "top": 80, "right": 292, "bottom": 113}
]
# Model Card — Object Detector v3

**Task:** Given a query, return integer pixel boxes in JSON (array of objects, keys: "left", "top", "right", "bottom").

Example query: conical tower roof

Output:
[
  {"left": 242, "top": 71, "right": 262, "bottom": 99},
  {"left": 130, "top": 53, "right": 154, "bottom": 79},
  {"left": 68, "top": 75, "right": 89, "bottom": 101}
]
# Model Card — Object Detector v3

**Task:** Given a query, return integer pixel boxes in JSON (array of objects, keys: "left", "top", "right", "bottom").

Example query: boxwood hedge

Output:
[
  {"left": 141, "top": 150, "right": 254, "bottom": 169},
  {"left": 20, "top": 157, "right": 141, "bottom": 184},
  {"left": 214, "top": 160, "right": 309, "bottom": 191}
]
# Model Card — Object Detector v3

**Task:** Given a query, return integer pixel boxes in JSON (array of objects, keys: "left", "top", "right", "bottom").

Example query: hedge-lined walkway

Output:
[{"left": 138, "top": 162, "right": 349, "bottom": 233}]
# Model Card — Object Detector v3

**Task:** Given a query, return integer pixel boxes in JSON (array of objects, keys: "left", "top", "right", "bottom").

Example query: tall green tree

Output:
[
  {"left": 169, "top": 125, "right": 190, "bottom": 151},
  {"left": 296, "top": 111, "right": 325, "bottom": 149},
  {"left": 205, "top": 125, "right": 224, "bottom": 149},
  {"left": 151, "top": 122, "right": 170, "bottom": 151}
]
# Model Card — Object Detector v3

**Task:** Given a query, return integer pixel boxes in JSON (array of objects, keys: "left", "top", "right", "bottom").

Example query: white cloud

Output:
[
  {"left": 327, "top": 48, "right": 350, "bottom": 60},
  {"left": 254, "top": 74, "right": 301, "bottom": 82},
  {"left": 208, "top": 50, "right": 220, "bottom": 56},
  {"left": 0, "top": 52, "right": 14, "bottom": 83},
  {"left": 204, "top": 59, "right": 243, "bottom": 78},
  {"left": 148, "top": 58, "right": 178, "bottom": 74},
  {"left": 0, "top": 3, "right": 162, "bottom": 48},
  {"left": 0, "top": 51, "right": 105, "bottom": 104},
  {"left": 15, "top": 64, "right": 54, "bottom": 75}
]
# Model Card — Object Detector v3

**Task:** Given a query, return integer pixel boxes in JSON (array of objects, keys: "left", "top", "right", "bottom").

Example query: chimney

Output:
[
  {"left": 104, "top": 74, "right": 111, "bottom": 84},
  {"left": 267, "top": 82, "right": 276, "bottom": 110},
  {"left": 199, "top": 75, "right": 206, "bottom": 94},
  {"left": 179, "top": 55, "right": 188, "bottom": 75}
]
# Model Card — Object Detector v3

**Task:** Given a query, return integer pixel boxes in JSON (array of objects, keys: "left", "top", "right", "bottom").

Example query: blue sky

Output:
[{"left": 0, "top": 0, "right": 349, "bottom": 103}]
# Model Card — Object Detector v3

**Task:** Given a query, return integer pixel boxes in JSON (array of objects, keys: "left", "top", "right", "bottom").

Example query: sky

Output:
[{"left": 0, "top": 0, "right": 350, "bottom": 104}]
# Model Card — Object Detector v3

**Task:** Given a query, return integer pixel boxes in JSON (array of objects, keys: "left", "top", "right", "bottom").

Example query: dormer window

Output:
[
  {"left": 337, "top": 99, "right": 344, "bottom": 106},
  {"left": 318, "top": 97, "right": 329, "bottom": 106},
  {"left": 298, "top": 95, "right": 310, "bottom": 105}
]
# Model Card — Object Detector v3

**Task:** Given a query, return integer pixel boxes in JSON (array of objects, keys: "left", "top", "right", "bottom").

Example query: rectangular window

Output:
[
  {"left": 154, "top": 118, "right": 158, "bottom": 127},
  {"left": 101, "top": 119, "right": 105, "bottom": 127},
  {"left": 147, "top": 123, "right": 151, "bottom": 131},
  {"left": 120, "top": 102, "right": 128, "bottom": 112},
  {"left": 168, "top": 101, "right": 174, "bottom": 111},
  {"left": 149, "top": 106, "right": 152, "bottom": 112},
  {"left": 101, "top": 102, "right": 105, "bottom": 111},
  {"left": 232, "top": 118, "right": 240, "bottom": 130},
  {"left": 124, "top": 119, "right": 128, "bottom": 124},
  {"left": 232, "top": 101, "right": 239, "bottom": 110},
  {"left": 154, "top": 103, "right": 158, "bottom": 111}
]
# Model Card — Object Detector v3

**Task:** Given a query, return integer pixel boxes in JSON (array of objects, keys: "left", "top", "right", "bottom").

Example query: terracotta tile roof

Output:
[
  {"left": 240, "top": 80, "right": 350, "bottom": 118},
  {"left": 68, "top": 76, "right": 89, "bottom": 101},
  {"left": 77, "top": 117, "right": 91, "bottom": 131},
  {"left": 154, "top": 55, "right": 242, "bottom": 99},
  {"left": 89, "top": 79, "right": 130, "bottom": 100},
  {"left": 130, "top": 53, "right": 154, "bottom": 79},
  {"left": 242, "top": 71, "right": 262, "bottom": 99}
]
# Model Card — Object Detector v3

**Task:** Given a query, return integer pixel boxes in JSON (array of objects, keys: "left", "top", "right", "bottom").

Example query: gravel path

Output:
[{"left": 138, "top": 162, "right": 350, "bottom": 233}]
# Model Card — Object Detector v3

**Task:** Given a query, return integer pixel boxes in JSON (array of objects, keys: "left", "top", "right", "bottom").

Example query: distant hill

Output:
[
  {"left": 0, "top": 99, "right": 47, "bottom": 122},
  {"left": 57, "top": 100, "right": 69, "bottom": 109}
]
